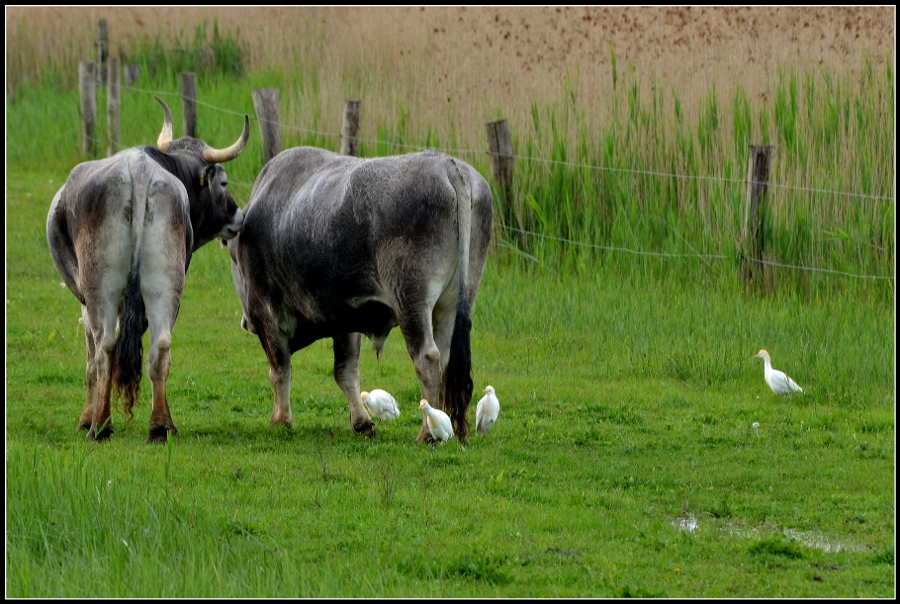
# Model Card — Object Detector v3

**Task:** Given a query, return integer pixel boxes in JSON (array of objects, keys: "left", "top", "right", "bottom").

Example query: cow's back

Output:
[
  {"left": 53, "top": 149, "right": 186, "bottom": 240},
  {"left": 48, "top": 148, "right": 190, "bottom": 301},
  {"left": 244, "top": 146, "right": 471, "bottom": 254}
]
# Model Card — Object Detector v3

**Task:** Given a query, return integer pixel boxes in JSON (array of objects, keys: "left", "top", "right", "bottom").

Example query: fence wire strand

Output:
[{"left": 499, "top": 226, "right": 893, "bottom": 281}]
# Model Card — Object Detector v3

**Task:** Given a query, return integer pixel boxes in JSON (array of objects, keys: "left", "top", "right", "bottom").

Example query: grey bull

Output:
[
  {"left": 47, "top": 96, "right": 249, "bottom": 442},
  {"left": 227, "top": 146, "right": 493, "bottom": 443}
]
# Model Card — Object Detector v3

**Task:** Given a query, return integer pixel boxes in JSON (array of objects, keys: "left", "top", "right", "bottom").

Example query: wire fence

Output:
[
  {"left": 499, "top": 226, "right": 892, "bottom": 281},
  {"left": 92, "top": 82, "right": 895, "bottom": 282}
]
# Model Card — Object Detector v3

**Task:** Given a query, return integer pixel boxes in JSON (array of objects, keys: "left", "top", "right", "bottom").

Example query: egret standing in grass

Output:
[
  {"left": 361, "top": 389, "right": 400, "bottom": 428},
  {"left": 754, "top": 349, "right": 804, "bottom": 395},
  {"left": 475, "top": 385, "right": 500, "bottom": 436},
  {"left": 419, "top": 399, "right": 453, "bottom": 449}
]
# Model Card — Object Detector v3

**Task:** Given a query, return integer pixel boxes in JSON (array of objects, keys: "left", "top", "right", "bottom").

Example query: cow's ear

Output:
[{"left": 198, "top": 165, "right": 215, "bottom": 187}]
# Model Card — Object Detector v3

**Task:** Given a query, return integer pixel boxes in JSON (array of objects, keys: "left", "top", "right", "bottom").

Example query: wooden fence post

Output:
[
  {"left": 252, "top": 87, "right": 281, "bottom": 164},
  {"left": 78, "top": 60, "right": 97, "bottom": 156},
  {"left": 97, "top": 18, "right": 108, "bottom": 87},
  {"left": 180, "top": 72, "right": 197, "bottom": 138},
  {"left": 106, "top": 58, "right": 120, "bottom": 157},
  {"left": 485, "top": 119, "right": 520, "bottom": 244},
  {"left": 340, "top": 99, "right": 361, "bottom": 156},
  {"left": 124, "top": 64, "right": 140, "bottom": 86},
  {"left": 741, "top": 145, "right": 774, "bottom": 290}
]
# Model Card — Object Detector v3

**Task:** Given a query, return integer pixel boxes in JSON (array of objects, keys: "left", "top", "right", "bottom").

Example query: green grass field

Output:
[
  {"left": 4, "top": 25, "right": 895, "bottom": 596},
  {"left": 5, "top": 164, "right": 894, "bottom": 597}
]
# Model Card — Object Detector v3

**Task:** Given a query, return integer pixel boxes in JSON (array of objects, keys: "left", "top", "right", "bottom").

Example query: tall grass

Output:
[
  {"left": 497, "top": 60, "right": 894, "bottom": 301},
  {"left": 125, "top": 19, "right": 246, "bottom": 84}
]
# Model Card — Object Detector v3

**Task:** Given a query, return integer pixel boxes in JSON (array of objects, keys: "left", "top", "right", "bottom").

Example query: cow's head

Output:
[{"left": 154, "top": 95, "right": 248, "bottom": 250}]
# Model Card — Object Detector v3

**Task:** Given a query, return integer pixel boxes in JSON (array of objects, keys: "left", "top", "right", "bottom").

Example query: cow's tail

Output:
[
  {"left": 110, "top": 174, "right": 148, "bottom": 421},
  {"left": 443, "top": 158, "right": 474, "bottom": 442}
]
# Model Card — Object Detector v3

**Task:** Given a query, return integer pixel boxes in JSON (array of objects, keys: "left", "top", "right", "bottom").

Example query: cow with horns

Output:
[
  {"left": 47, "top": 95, "right": 250, "bottom": 442},
  {"left": 227, "top": 146, "right": 493, "bottom": 443}
]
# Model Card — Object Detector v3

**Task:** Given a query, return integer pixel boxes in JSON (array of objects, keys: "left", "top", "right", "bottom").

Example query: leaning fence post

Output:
[
  {"left": 106, "top": 58, "right": 120, "bottom": 157},
  {"left": 180, "top": 72, "right": 197, "bottom": 138},
  {"left": 252, "top": 87, "right": 281, "bottom": 164},
  {"left": 97, "top": 18, "right": 108, "bottom": 87},
  {"left": 741, "top": 145, "right": 774, "bottom": 290},
  {"left": 340, "top": 99, "right": 361, "bottom": 156},
  {"left": 485, "top": 119, "right": 520, "bottom": 246},
  {"left": 78, "top": 60, "right": 97, "bottom": 156}
]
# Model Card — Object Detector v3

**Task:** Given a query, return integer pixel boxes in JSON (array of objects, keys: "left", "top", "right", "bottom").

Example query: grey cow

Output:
[
  {"left": 47, "top": 96, "right": 249, "bottom": 442},
  {"left": 227, "top": 146, "right": 492, "bottom": 443}
]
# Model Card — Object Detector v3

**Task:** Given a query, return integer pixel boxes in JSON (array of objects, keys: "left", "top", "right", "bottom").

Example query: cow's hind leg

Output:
[
  {"left": 333, "top": 332, "right": 374, "bottom": 437},
  {"left": 144, "top": 311, "right": 178, "bottom": 443},
  {"left": 86, "top": 298, "right": 120, "bottom": 441},
  {"left": 396, "top": 311, "right": 443, "bottom": 444},
  {"left": 256, "top": 321, "right": 293, "bottom": 428},
  {"left": 432, "top": 293, "right": 457, "bottom": 395},
  {"left": 77, "top": 306, "right": 98, "bottom": 432},
  {"left": 141, "top": 256, "right": 183, "bottom": 443},
  {"left": 79, "top": 209, "right": 130, "bottom": 441}
]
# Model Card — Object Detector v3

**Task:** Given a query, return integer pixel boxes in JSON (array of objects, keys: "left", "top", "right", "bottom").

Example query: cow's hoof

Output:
[
  {"left": 87, "top": 424, "right": 113, "bottom": 441},
  {"left": 77, "top": 421, "right": 91, "bottom": 432},
  {"left": 147, "top": 424, "right": 177, "bottom": 444},
  {"left": 415, "top": 426, "right": 433, "bottom": 444},
  {"left": 354, "top": 420, "right": 376, "bottom": 438}
]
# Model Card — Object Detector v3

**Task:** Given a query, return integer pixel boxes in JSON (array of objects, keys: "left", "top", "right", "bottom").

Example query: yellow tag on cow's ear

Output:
[{"left": 199, "top": 172, "right": 205, "bottom": 187}]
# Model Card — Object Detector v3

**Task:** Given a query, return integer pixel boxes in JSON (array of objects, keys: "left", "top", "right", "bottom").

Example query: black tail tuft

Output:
[
  {"left": 443, "top": 293, "right": 473, "bottom": 443},
  {"left": 111, "top": 264, "right": 144, "bottom": 421}
]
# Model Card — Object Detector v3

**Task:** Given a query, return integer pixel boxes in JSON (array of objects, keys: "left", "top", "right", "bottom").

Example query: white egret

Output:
[
  {"left": 418, "top": 399, "right": 453, "bottom": 449},
  {"left": 754, "top": 349, "right": 803, "bottom": 395},
  {"left": 475, "top": 385, "right": 500, "bottom": 436},
  {"left": 361, "top": 389, "right": 400, "bottom": 427}
]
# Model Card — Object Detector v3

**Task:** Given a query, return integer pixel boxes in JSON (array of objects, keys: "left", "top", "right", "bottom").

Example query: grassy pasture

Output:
[
  {"left": 5, "top": 166, "right": 895, "bottom": 597},
  {"left": 4, "top": 12, "right": 895, "bottom": 598}
]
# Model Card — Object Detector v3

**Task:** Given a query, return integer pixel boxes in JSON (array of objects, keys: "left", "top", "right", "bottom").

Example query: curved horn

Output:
[
  {"left": 202, "top": 114, "right": 251, "bottom": 164},
  {"left": 154, "top": 95, "right": 174, "bottom": 152}
]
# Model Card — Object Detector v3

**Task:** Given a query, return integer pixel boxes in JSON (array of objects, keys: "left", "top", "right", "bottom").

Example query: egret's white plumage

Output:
[
  {"left": 361, "top": 389, "right": 400, "bottom": 426},
  {"left": 419, "top": 399, "right": 453, "bottom": 448},
  {"left": 475, "top": 385, "right": 500, "bottom": 436},
  {"left": 754, "top": 349, "right": 803, "bottom": 395}
]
